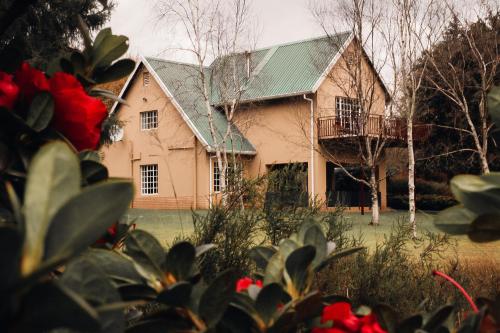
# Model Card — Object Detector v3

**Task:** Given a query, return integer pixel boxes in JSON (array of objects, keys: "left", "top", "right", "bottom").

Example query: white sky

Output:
[{"left": 109, "top": 0, "right": 325, "bottom": 62}]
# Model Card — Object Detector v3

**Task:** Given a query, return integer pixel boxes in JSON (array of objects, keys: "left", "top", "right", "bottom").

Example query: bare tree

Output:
[
  {"left": 384, "top": 0, "right": 445, "bottom": 236},
  {"left": 311, "top": 0, "right": 393, "bottom": 225},
  {"left": 155, "top": 0, "right": 255, "bottom": 204},
  {"left": 421, "top": 2, "right": 500, "bottom": 174}
]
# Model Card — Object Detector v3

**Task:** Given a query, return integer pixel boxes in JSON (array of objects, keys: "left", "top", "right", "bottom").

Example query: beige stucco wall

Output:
[
  {"left": 103, "top": 39, "right": 389, "bottom": 211},
  {"left": 101, "top": 65, "right": 212, "bottom": 209}
]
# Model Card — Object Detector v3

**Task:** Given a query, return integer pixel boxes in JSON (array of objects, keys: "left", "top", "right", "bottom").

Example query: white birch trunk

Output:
[
  {"left": 369, "top": 167, "right": 379, "bottom": 225},
  {"left": 407, "top": 119, "right": 416, "bottom": 237}
]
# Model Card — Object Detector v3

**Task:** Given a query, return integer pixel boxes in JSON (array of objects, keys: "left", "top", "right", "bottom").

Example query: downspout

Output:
[
  {"left": 303, "top": 94, "right": 315, "bottom": 201},
  {"left": 209, "top": 155, "right": 213, "bottom": 209}
]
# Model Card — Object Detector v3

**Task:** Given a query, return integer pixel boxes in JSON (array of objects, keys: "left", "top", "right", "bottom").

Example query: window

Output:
[
  {"left": 143, "top": 71, "right": 150, "bottom": 86},
  {"left": 335, "top": 96, "right": 360, "bottom": 116},
  {"left": 141, "top": 164, "right": 158, "bottom": 195},
  {"left": 140, "top": 110, "right": 158, "bottom": 130},
  {"left": 212, "top": 161, "right": 241, "bottom": 192}
]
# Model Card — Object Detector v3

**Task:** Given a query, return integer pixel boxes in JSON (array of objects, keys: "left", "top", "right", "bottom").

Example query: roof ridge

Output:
[
  {"left": 145, "top": 56, "right": 206, "bottom": 69},
  {"left": 240, "top": 31, "right": 351, "bottom": 54}
]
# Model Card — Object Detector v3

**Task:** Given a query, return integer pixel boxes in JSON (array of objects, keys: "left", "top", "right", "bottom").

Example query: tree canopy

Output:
[
  {"left": 415, "top": 11, "right": 500, "bottom": 178},
  {"left": 0, "top": 0, "right": 115, "bottom": 71}
]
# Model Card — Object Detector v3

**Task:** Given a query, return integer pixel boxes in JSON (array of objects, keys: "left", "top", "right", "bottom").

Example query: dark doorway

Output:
[
  {"left": 265, "top": 163, "right": 308, "bottom": 209},
  {"left": 326, "top": 162, "right": 380, "bottom": 208}
]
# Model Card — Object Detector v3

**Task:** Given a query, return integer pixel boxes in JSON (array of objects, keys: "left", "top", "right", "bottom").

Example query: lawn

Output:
[{"left": 123, "top": 209, "right": 500, "bottom": 263}]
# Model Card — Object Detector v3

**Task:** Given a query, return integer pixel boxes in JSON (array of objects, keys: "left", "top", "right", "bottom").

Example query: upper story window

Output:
[
  {"left": 140, "top": 110, "right": 158, "bottom": 130},
  {"left": 335, "top": 96, "right": 360, "bottom": 116},
  {"left": 140, "top": 164, "right": 158, "bottom": 195},
  {"left": 143, "top": 71, "right": 150, "bottom": 86}
]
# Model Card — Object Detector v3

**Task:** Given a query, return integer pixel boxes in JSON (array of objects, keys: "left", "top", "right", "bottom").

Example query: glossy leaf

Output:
[
  {"left": 92, "top": 34, "right": 129, "bottom": 69},
  {"left": 303, "top": 223, "right": 327, "bottom": 268},
  {"left": 26, "top": 92, "right": 54, "bottom": 132},
  {"left": 157, "top": 282, "right": 192, "bottom": 307},
  {"left": 81, "top": 160, "right": 109, "bottom": 185},
  {"left": 94, "top": 58, "right": 135, "bottom": 83},
  {"left": 450, "top": 175, "right": 500, "bottom": 216},
  {"left": 23, "top": 142, "right": 80, "bottom": 275},
  {"left": 315, "top": 246, "right": 364, "bottom": 272},
  {"left": 264, "top": 252, "right": 283, "bottom": 285},
  {"left": 199, "top": 270, "right": 238, "bottom": 328},
  {"left": 285, "top": 246, "right": 316, "bottom": 293},
  {"left": 468, "top": 215, "right": 500, "bottom": 242},
  {"left": 435, "top": 205, "right": 476, "bottom": 235},
  {"left": 249, "top": 246, "right": 276, "bottom": 271},
  {"left": 124, "top": 229, "right": 165, "bottom": 279},
  {"left": 21, "top": 281, "right": 100, "bottom": 332},
  {"left": 44, "top": 180, "right": 133, "bottom": 262},
  {"left": 165, "top": 241, "right": 196, "bottom": 281},
  {"left": 423, "top": 305, "right": 454, "bottom": 331},
  {"left": 195, "top": 244, "right": 216, "bottom": 257}
]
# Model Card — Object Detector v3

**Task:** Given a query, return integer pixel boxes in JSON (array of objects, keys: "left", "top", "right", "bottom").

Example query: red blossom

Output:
[
  {"left": 50, "top": 72, "right": 107, "bottom": 151},
  {"left": 0, "top": 72, "right": 20, "bottom": 109},
  {"left": 14, "top": 62, "right": 49, "bottom": 103},
  {"left": 236, "top": 277, "right": 263, "bottom": 292},
  {"left": 314, "top": 302, "right": 387, "bottom": 333}
]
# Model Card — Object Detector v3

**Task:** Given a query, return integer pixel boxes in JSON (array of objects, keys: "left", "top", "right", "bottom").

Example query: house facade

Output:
[{"left": 102, "top": 32, "right": 403, "bottom": 210}]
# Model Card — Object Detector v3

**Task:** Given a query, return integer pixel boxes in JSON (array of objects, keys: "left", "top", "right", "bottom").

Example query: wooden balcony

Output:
[{"left": 317, "top": 112, "right": 431, "bottom": 143}]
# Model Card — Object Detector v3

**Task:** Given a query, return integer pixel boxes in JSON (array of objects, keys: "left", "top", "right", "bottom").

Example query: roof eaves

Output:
[
  {"left": 109, "top": 60, "right": 142, "bottom": 115},
  {"left": 141, "top": 55, "right": 212, "bottom": 150},
  {"left": 311, "top": 32, "right": 354, "bottom": 93}
]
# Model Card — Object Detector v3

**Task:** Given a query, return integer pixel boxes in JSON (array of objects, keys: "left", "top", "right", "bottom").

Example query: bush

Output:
[
  {"left": 388, "top": 178, "right": 452, "bottom": 196},
  {"left": 388, "top": 194, "right": 458, "bottom": 211}
]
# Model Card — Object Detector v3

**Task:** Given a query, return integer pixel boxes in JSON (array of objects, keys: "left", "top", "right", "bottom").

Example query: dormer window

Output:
[{"left": 143, "top": 71, "right": 150, "bottom": 86}]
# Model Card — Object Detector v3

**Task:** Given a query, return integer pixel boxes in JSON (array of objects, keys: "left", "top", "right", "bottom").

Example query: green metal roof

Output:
[
  {"left": 143, "top": 32, "right": 352, "bottom": 154},
  {"left": 210, "top": 32, "right": 352, "bottom": 104},
  {"left": 145, "top": 58, "right": 256, "bottom": 154}
]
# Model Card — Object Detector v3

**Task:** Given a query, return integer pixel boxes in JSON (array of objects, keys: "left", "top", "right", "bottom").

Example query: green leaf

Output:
[
  {"left": 249, "top": 246, "right": 276, "bottom": 271},
  {"left": 165, "top": 241, "right": 196, "bottom": 281},
  {"left": 94, "top": 58, "right": 136, "bottom": 83},
  {"left": 20, "top": 281, "right": 101, "bottom": 332},
  {"left": 92, "top": 34, "right": 129, "bottom": 69},
  {"left": 26, "top": 92, "right": 54, "bottom": 132},
  {"left": 468, "top": 214, "right": 500, "bottom": 242},
  {"left": 61, "top": 257, "right": 124, "bottom": 333},
  {"left": 303, "top": 224, "right": 327, "bottom": 268},
  {"left": 397, "top": 315, "right": 423, "bottom": 333},
  {"left": 43, "top": 180, "right": 133, "bottom": 262},
  {"left": 294, "top": 291, "right": 323, "bottom": 322},
  {"left": 315, "top": 246, "right": 364, "bottom": 272},
  {"left": 124, "top": 229, "right": 165, "bottom": 280},
  {"left": 93, "top": 28, "right": 112, "bottom": 51},
  {"left": 264, "top": 252, "right": 283, "bottom": 285},
  {"left": 157, "top": 282, "right": 192, "bottom": 307},
  {"left": 90, "top": 88, "right": 128, "bottom": 105},
  {"left": 0, "top": 225, "right": 22, "bottom": 288},
  {"left": 255, "top": 283, "right": 284, "bottom": 324},
  {"left": 423, "top": 305, "right": 454, "bottom": 331},
  {"left": 78, "top": 150, "right": 101, "bottom": 162},
  {"left": 199, "top": 270, "right": 238, "bottom": 327},
  {"left": 435, "top": 205, "right": 476, "bottom": 235},
  {"left": 285, "top": 246, "right": 316, "bottom": 293},
  {"left": 279, "top": 239, "right": 299, "bottom": 260},
  {"left": 81, "top": 160, "right": 109, "bottom": 185},
  {"left": 450, "top": 175, "right": 500, "bottom": 216},
  {"left": 70, "top": 51, "right": 86, "bottom": 74},
  {"left": 195, "top": 244, "right": 216, "bottom": 257},
  {"left": 22, "top": 142, "right": 80, "bottom": 275}
]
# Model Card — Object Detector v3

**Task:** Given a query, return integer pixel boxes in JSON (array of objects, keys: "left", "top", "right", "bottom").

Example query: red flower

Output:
[
  {"left": 14, "top": 62, "right": 49, "bottom": 103},
  {"left": 50, "top": 72, "right": 107, "bottom": 151},
  {"left": 0, "top": 72, "right": 20, "bottom": 109},
  {"left": 236, "top": 277, "right": 263, "bottom": 292},
  {"left": 314, "top": 302, "right": 387, "bottom": 333}
]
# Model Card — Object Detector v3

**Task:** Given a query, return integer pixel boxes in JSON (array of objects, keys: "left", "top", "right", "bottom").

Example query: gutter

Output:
[{"left": 303, "top": 94, "right": 315, "bottom": 201}]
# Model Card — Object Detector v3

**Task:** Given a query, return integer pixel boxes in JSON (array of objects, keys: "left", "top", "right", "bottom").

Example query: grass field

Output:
[{"left": 123, "top": 209, "right": 500, "bottom": 262}]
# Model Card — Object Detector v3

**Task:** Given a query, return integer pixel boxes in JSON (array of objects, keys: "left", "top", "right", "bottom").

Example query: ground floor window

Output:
[
  {"left": 140, "top": 164, "right": 158, "bottom": 195},
  {"left": 212, "top": 160, "right": 243, "bottom": 193}
]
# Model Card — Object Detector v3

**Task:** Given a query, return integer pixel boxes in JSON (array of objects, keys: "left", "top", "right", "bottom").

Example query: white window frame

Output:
[
  {"left": 140, "top": 164, "right": 158, "bottom": 195},
  {"left": 140, "top": 110, "right": 158, "bottom": 130},
  {"left": 212, "top": 160, "right": 243, "bottom": 193},
  {"left": 335, "top": 96, "right": 360, "bottom": 131}
]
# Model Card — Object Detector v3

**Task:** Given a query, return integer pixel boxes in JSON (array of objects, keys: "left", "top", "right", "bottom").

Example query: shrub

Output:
[{"left": 388, "top": 194, "right": 458, "bottom": 211}]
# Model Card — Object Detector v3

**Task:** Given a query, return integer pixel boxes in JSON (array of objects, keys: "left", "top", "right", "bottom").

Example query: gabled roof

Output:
[
  {"left": 111, "top": 32, "right": 379, "bottom": 155},
  {"left": 210, "top": 32, "right": 353, "bottom": 104}
]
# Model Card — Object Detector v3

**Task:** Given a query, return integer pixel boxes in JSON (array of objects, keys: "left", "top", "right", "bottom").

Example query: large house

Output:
[{"left": 102, "top": 32, "right": 404, "bottom": 210}]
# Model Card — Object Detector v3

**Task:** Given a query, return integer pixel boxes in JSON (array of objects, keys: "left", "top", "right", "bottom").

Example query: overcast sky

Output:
[{"left": 109, "top": 0, "right": 324, "bottom": 62}]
